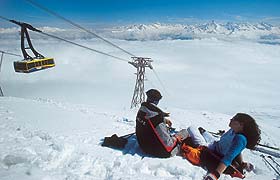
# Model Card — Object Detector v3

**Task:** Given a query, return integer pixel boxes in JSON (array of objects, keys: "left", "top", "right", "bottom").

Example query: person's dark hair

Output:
[{"left": 233, "top": 113, "right": 261, "bottom": 149}]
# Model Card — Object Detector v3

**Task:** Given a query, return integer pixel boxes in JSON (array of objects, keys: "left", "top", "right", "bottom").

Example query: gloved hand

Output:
[
  {"left": 163, "top": 112, "right": 170, "bottom": 117},
  {"left": 198, "top": 127, "right": 206, "bottom": 134},
  {"left": 242, "top": 162, "right": 254, "bottom": 172},
  {"left": 165, "top": 118, "right": 172, "bottom": 127},
  {"left": 217, "top": 130, "right": 225, "bottom": 135},
  {"left": 203, "top": 171, "right": 220, "bottom": 180}
]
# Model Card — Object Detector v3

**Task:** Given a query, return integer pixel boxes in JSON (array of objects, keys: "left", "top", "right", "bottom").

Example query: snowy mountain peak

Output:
[
  {"left": 125, "top": 23, "right": 164, "bottom": 32},
  {"left": 108, "top": 21, "right": 280, "bottom": 41},
  {"left": 257, "top": 22, "right": 273, "bottom": 30},
  {"left": 198, "top": 20, "right": 220, "bottom": 32},
  {"left": 1, "top": 21, "right": 279, "bottom": 42},
  {"left": 117, "top": 21, "right": 277, "bottom": 34}
]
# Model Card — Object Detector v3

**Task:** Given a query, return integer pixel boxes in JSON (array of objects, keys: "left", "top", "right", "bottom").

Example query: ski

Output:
[
  {"left": 267, "top": 155, "right": 280, "bottom": 168},
  {"left": 260, "top": 154, "right": 280, "bottom": 176},
  {"left": 258, "top": 143, "right": 280, "bottom": 151},
  {"left": 255, "top": 147, "right": 280, "bottom": 158}
]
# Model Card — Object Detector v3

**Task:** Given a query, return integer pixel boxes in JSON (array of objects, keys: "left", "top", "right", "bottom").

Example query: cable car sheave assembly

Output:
[{"left": 11, "top": 20, "right": 55, "bottom": 73}]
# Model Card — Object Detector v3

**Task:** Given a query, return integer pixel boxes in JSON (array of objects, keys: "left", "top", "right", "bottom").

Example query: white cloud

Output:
[{"left": 1, "top": 21, "right": 280, "bottom": 43}]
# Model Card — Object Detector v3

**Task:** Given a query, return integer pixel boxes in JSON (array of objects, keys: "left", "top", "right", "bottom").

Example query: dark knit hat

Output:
[{"left": 146, "top": 89, "right": 162, "bottom": 102}]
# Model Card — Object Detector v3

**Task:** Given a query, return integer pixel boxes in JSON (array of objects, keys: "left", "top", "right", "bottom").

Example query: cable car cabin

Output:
[
  {"left": 8, "top": 20, "right": 55, "bottom": 73},
  {"left": 14, "top": 58, "right": 55, "bottom": 73}
]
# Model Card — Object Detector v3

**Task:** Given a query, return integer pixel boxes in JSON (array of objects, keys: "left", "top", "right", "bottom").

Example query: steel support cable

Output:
[
  {"left": 0, "top": 15, "right": 10, "bottom": 21},
  {"left": 0, "top": 50, "right": 22, "bottom": 57},
  {"left": 0, "top": 52, "right": 3, "bottom": 72},
  {"left": 152, "top": 68, "right": 169, "bottom": 95},
  {"left": 39, "top": 31, "right": 129, "bottom": 62},
  {"left": 0, "top": 52, "right": 3, "bottom": 96},
  {"left": 0, "top": 15, "right": 129, "bottom": 62},
  {"left": 2, "top": 15, "right": 166, "bottom": 93},
  {"left": 25, "top": 0, "right": 136, "bottom": 57}
]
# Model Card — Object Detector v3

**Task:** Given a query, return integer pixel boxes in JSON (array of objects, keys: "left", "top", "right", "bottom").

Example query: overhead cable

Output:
[
  {"left": 0, "top": 50, "right": 22, "bottom": 57},
  {"left": 25, "top": 0, "right": 136, "bottom": 57},
  {"left": 152, "top": 68, "right": 168, "bottom": 95},
  {"left": 1, "top": 15, "right": 167, "bottom": 92},
  {"left": 39, "top": 31, "right": 129, "bottom": 62},
  {"left": 0, "top": 16, "right": 129, "bottom": 62},
  {"left": 0, "top": 15, "right": 10, "bottom": 21}
]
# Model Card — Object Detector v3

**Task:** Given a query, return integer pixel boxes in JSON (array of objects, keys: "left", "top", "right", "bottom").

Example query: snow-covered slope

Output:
[
  {"left": 0, "top": 97, "right": 278, "bottom": 180},
  {"left": 0, "top": 26, "right": 280, "bottom": 179}
]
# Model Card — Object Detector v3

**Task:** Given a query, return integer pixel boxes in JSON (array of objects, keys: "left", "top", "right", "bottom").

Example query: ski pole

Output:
[
  {"left": 255, "top": 147, "right": 280, "bottom": 158},
  {"left": 257, "top": 144, "right": 280, "bottom": 151},
  {"left": 120, "top": 132, "right": 135, "bottom": 139},
  {"left": 268, "top": 156, "right": 280, "bottom": 168},
  {"left": 260, "top": 154, "right": 280, "bottom": 176}
]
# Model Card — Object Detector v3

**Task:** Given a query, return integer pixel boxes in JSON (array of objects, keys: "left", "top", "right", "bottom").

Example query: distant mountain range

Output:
[
  {"left": 112, "top": 21, "right": 277, "bottom": 35},
  {"left": 107, "top": 21, "right": 280, "bottom": 42},
  {"left": 1, "top": 21, "right": 280, "bottom": 43}
]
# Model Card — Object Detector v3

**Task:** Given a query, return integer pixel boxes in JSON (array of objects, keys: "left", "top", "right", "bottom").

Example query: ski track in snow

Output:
[{"left": 0, "top": 97, "right": 279, "bottom": 180}]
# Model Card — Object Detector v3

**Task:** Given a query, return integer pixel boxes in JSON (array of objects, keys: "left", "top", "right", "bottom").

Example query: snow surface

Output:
[{"left": 1, "top": 25, "right": 280, "bottom": 180}]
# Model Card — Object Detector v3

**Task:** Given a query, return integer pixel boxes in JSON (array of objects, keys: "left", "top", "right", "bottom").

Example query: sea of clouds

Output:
[{"left": 1, "top": 21, "right": 280, "bottom": 44}]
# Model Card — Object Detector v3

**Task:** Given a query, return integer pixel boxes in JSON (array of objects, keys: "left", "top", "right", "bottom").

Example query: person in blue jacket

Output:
[{"left": 187, "top": 113, "right": 261, "bottom": 180}]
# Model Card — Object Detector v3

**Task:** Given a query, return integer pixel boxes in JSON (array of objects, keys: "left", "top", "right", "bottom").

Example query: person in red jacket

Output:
[{"left": 136, "top": 89, "right": 188, "bottom": 158}]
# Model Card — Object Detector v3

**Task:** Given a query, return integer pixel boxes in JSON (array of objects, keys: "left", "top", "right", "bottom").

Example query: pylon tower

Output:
[{"left": 129, "top": 57, "right": 153, "bottom": 109}]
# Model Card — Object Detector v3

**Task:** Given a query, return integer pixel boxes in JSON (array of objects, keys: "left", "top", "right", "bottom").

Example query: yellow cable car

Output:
[
  {"left": 11, "top": 20, "right": 55, "bottom": 73},
  {"left": 14, "top": 57, "right": 55, "bottom": 73}
]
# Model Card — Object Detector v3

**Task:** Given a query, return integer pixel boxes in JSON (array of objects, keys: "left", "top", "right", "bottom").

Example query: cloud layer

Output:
[{"left": 1, "top": 21, "right": 280, "bottom": 44}]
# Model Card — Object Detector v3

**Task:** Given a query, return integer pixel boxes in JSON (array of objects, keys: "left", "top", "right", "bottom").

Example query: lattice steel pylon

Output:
[{"left": 129, "top": 57, "right": 153, "bottom": 109}]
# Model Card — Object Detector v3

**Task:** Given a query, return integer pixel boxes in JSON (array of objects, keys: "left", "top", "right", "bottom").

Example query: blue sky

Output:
[{"left": 1, "top": 0, "right": 280, "bottom": 27}]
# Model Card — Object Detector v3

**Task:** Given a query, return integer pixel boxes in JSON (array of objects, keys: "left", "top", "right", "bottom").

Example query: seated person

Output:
[
  {"left": 185, "top": 113, "right": 261, "bottom": 180},
  {"left": 136, "top": 89, "right": 188, "bottom": 158}
]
